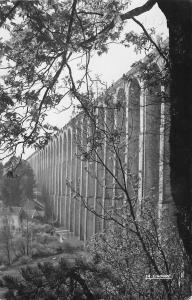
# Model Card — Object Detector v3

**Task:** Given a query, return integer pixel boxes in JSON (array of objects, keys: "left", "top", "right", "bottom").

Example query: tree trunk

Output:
[{"left": 157, "top": 0, "right": 192, "bottom": 262}]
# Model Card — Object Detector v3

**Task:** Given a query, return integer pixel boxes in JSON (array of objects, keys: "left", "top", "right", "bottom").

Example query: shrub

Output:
[
  {"left": 44, "top": 224, "right": 55, "bottom": 234},
  {"left": 87, "top": 220, "right": 186, "bottom": 300},
  {"left": 14, "top": 237, "right": 26, "bottom": 257},
  {"left": 0, "top": 255, "right": 7, "bottom": 268},
  {"left": 0, "top": 257, "right": 120, "bottom": 300},
  {"left": 61, "top": 239, "right": 84, "bottom": 253},
  {"left": 36, "top": 232, "right": 57, "bottom": 244},
  {"left": 31, "top": 241, "right": 56, "bottom": 258},
  {"left": 18, "top": 255, "right": 32, "bottom": 265}
]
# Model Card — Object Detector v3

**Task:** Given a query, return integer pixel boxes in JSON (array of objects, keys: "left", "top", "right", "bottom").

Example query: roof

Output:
[
  {"left": 10, "top": 206, "right": 23, "bottom": 215},
  {"left": 0, "top": 206, "right": 24, "bottom": 217},
  {"left": 33, "top": 198, "right": 45, "bottom": 209},
  {"left": 24, "top": 209, "right": 39, "bottom": 219}
]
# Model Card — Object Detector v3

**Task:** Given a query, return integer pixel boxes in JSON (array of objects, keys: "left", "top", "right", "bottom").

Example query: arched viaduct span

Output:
[{"left": 27, "top": 58, "right": 171, "bottom": 241}]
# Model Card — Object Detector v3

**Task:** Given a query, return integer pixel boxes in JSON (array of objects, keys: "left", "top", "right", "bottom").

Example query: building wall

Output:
[{"left": 28, "top": 59, "right": 172, "bottom": 241}]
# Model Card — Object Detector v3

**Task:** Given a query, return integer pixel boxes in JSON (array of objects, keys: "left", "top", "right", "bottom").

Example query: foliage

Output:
[
  {"left": 13, "top": 237, "right": 27, "bottom": 259},
  {"left": 0, "top": 216, "right": 14, "bottom": 265},
  {"left": 58, "top": 239, "right": 84, "bottom": 253},
  {"left": 1, "top": 158, "right": 36, "bottom": 206},
  {"left": 0, "top": 256, "right": 120, "bottom": 300},
  {"left": 17, "top": 255, "right": 32, "bottom": 265},
  {"left": 1, "top": 0, "right": 192, "bottom": 298},
  {"left": 72, "top": 84, "right": 189, "bottom": 299},
  {"left": 31, "top": 241, "right": 56, "bottom": 258},
  {"left": 38, "top": 187, "right": 53, "bottom": 221},
  {"left": 0, "top": 0, "right": 162, "bottom": 158},
  {"left": 0, "top": 222, "right": 189, "bottom": 300},
  {"left": 31, "top": 236, "right": 83, "bottom": 258},
  {"left": 87, "top": 205, "right": 189, "bottom": 300}
]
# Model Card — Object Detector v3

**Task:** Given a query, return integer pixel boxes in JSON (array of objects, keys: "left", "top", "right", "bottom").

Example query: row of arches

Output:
[{"left": 28, "top": 71, "right": 169, "bottom": 241}]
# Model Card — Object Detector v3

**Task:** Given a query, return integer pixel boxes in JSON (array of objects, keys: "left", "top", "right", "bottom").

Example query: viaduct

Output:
[{"left": 27, "top": 55, "right": 172, "bottom": 241}]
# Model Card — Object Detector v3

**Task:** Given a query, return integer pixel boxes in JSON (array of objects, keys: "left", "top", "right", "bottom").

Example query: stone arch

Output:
[
  {"left": 49, "top": 144, "right": 52, "bottom": 193},
  {"left": 56, "top": 135, "right": 61, "bottom": 224},
  {"left": 105, "top": 99, "right": 115, "bottom": 217},
  {"left": 79, "top": 116, "right": 87, "bottom": 240},
  {"left": 45, "top": 146, "right": 48, "bottom": 191},
  {"left": 43, "top": 149, "right": 46, "bottom": 181},
  {"left": 56, "top": 136, "right": 60, "bottom": 221},
  {"left": 128, "top": 77, "right": 141, "bottom": 179},
  {"left": 52, "top": 139, "right": 57, "bottom": 217},
  {"left": 115, "top": 86, "right": 127, "bottom": 147},
  {"left": 69, "top": 126, "right": 76, "bottom": 234},
  {"left": 34, "top": 155, "right": 37, "bottom": 176},
  {"left": 40, "top": 150, "right": 43, "bottom": 186},
  {"left": 62, "top": 131, "right": 67, "bottom": 227},
  {"left": 85, "top": 116, "right": 96, "bottom": 239},
  {"left": 37, "top": 152, "right": 40, "bottom": 183},
  {"left": 44, "top": 147, "right": 47, "bottom": 175},
  {"left": 93, "top": 105, "right": 105, "bottom": 234},
  {"left": 53, "top": 139, "right": 57, "bottom": 195},
  {"left": 50, "top": 141, "right": 54, "bottom": 195},
  {"left": 47, "top": 144, "right": 51, "bottom": 194},
  {"left": 74, "top": 119, "right": 81, "bottom": 237},
  {"left": 56, "top": 137, "right": 60, "bottom": 196},
  {"left": 59, "top": 134, "right": 63, "bottom": 195},
  {"left": 114, "top": 87, "right": 127, "bottom": 209},
  {"left": 144, "top": 63, "right": 161, "bottom": 205},
  {"left": 39, "top": 151, "right": 42, "bottom": 184},
  {"left": 66, "top": 127, "right": 72, "bottom": 231},
  {"left": 42, "top": 150, "right": 44, "bottom": 183}
]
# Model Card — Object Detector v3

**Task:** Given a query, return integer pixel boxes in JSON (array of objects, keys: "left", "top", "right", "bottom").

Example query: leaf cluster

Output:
[
  {"left": 0, "top": 256, "right": 124, "bottom": 300},
  {"left": 0, "top": 0, "right": 163, "bottom": 159}
]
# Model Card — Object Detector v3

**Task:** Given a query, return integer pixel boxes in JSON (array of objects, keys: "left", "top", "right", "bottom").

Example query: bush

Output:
[
  {"left": 18, "top": 256, "right": 32, "bottom": 265},
  {"left": 14, "top": 238, "right": 26, "bottom": 257},
  {"left": 58, "top": 239, "right": 84, "bottom": 254},
  {"left": 31, "top": 241, "right": 56, "bottom": 258},
  {"left": 0, "top": 255, "right": 7, "bottom": 268},
  {"left": 87, "top": 220, "right": 187, "bottom": 300},
  {"left": 0, "top": 257, "right": 120, "bottom": 300},
  {"left": 36, "top": 232, "right": 57, "bottom": 244},
  {"left": 44, "top": 224, "right": 55, "bottom": 234}
]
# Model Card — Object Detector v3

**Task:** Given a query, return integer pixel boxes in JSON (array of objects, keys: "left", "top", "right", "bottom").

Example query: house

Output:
[
  {"left": 23, "top": 199, "right": 45, "bottom": 219},
  {"left": 0, "top": 204, "right": 25, "bottom": 235},
  {"left": 24, "top": 208, "right": 45, "bottom": 219}
]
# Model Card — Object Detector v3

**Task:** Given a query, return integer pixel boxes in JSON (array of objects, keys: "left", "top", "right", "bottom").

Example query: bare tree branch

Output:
[
  {"left": 25, "top": 0, "right": 78, "bottom": 143},
  {"left": 81, "top": 0, "right": 157, "bottom": 47},
  {"left": 121, "top": 0, "right": 157, "bottom": 21}
]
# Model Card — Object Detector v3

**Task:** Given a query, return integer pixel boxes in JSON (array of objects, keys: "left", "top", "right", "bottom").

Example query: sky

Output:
[
  {"left": 0, "top": 1, "right": 168, "bottom": 160},
  {"left": 45, "top": 1, "right": 168, "bottom": 129}
]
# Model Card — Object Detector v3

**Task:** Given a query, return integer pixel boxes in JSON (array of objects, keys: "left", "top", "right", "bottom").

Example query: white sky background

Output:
[
  {"left": 0, "top": 1, "right": 168, "bottom": 159},
  {"left": 46, "top": 1, "right": 168, "bottom": 128}
]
